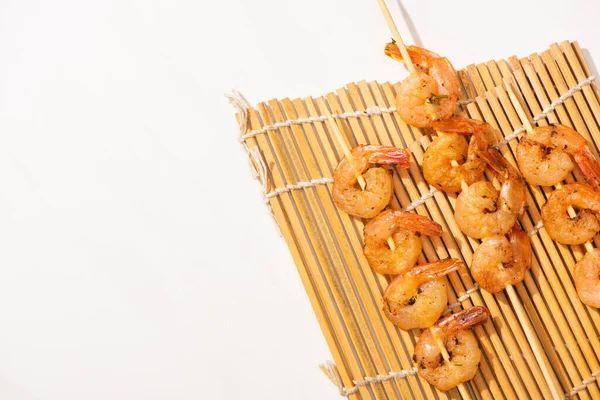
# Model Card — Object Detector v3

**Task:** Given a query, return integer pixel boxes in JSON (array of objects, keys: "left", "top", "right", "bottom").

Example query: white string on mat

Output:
[
  {"left": 319, "top": 360, "right": 418, "bottom": 397},
  {"left": 229, "top": 74, "right": 594, "bottom": 239},
  {"left": 495, "top": 75, "right": 595, "bottom": 148},
  {"left": 265, "top": 178, "right": 334, "bottom": 199},
  {"left": 528, "top": 221, "right": 544, "bottom": 237},
  {"left": 227, "top": 90, "right": 282, "bottom": 236},
  {"left": 563, "top": 370, "right": 600, "bottom": 399},
  {"left": 405, "top": 186, "right": 437, "bottom": 212},
  {"left": 443, "top": 284, "right": 481, "bottom": 314},
  {"left": 240, "top": 99, "right": 475, "bottom": 142}
]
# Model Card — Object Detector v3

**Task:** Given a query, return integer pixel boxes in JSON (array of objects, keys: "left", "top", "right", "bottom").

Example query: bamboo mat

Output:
[{"left": 231, "top": 41, "right": 600, "bottom": 399}]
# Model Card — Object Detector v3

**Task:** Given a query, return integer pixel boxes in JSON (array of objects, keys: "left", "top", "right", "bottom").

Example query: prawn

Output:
[
  {"left": 385, "top": 43, "right": 460, "bottom": 128},
  {"left": 383, "top": 258, "right": 461, "bottom": 331},
  {"left": 471, "top": 226, "right": 532, "bottom": 293},
  {"left": 454, "top": 149, "right": 526, "bottom": 239},
  {"left": 573, "top": 248, "right": 600, "bottom": 308},
  {"left": 541, "top": 183, "right": 600, "bottom": 245},
  {"left": 424, "top": 116, "right": 494, "bottom": 193},
  {"left": 413, "top": 306, "right": 489, "bottom": 391},
  {"left": 363, "top": 209, "right": 442, "bottom": 275},
  {"left": 332, "top": 145, "right": 410, "bottom": 218},
  {"left": 517, "top": 124, "right": 600, "bottom": 187}
]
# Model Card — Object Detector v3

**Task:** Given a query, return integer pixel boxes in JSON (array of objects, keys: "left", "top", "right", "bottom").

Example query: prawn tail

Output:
[
  {"left": 366, "top": 147, "right": 411, "bottom": 168},
  {"left": 384, "top": 43, "right": 436, "bottom": 70},
  {"left": 392, "top": 211, "right": 443, "bottom": 236},
  {"left": 411, "top": 258, "right": 461, "bottom": 282},
  {"left": 574, "top": 146, "right": 600, "bottom": 189},
  {"left": 508, "top": 226, "right": 533, "bottom": 271},
  {"left": 480, "top": 147, "right": 521, "bottom": 181},
  {"left": 384, "top": 42, "right": 403, "bottom": 62},
  {"left": 431, "top": 116, "right": 482, "bottom": 136},
  {"left": 437, "top": 306, "right": 490, "bottom": 335}
]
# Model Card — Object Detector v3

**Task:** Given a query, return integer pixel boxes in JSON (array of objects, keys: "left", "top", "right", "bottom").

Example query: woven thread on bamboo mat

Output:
[{"left": 231, "top": 41, "right": 600, "bottom": 399}]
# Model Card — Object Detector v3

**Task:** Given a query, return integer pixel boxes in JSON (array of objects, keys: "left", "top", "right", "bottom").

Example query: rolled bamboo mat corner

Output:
[{"left": 233, "top": 41, "right": 600, "bottom": 399}]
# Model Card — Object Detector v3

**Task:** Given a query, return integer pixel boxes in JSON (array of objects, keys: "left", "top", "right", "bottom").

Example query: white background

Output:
[{"left": 1, "top": 0, "right": 599, "bottom": 399}]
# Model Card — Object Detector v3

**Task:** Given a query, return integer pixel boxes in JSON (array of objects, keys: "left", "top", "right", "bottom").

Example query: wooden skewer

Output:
[
  {"left": 322, "top": 106, "right": 397, "bottom": 251},
  {"left": 376, "top": 0, "right": 416, "bottom": 73},
  {"left": 499, "top": 78, "right": 567, "bottom": 400},
  {"left": 373, "top": 4, "right": 472, "bottom": 398},
  {"left": 323, "top": 106, "right": 367, "bottom": 190}
]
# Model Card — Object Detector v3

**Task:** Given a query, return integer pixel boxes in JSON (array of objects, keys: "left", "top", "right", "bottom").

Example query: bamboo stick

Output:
[
  {"left": 255, "top": 102, "right": 391, "bottom": 399},
  {"left": 241, "top": 109, "right": 373, "bottom": 398},
  {"left": 375, "top": 0, "right": 415, "bottom": 73}
]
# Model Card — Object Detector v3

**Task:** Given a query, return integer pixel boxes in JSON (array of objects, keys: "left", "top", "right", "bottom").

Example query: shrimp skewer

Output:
[
  {"left": 383, "top": 258, "right": 461, "bottom": 330},
  {"left": 363, "top": 210, "right": 442, "bottom": 275},
  {"left": 376, "top": 10, "right": 476, "bottom": 397}
]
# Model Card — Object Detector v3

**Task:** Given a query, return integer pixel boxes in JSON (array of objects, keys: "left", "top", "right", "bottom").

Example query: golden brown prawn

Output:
[
  {"left": 413, "top": 306, "right": 489, "bottom": 391},
  {"left": 363, "top": 210, "right": 442, "bottom": 275},
  {"left": 385, "top": 43, "right": 460, "bottom": 128},
  {"left": 471, "top": 226, "right": 532, "bottom": 293},
  {"left": 454, "top": 149, "right": 526, "bottom": 239},
  {"left": 517, "top": 124, "right": 600, "bottom": 187},
  {"left": 383, "top": 258, "right": 461, "bottom": 331},
  {"left": 574, "top": 249, "right": 600, "bottom": 308},
  {"left": 424, "top": 116, "right": 494, "bottom": 193},
  {"left": 541, "top": 183, "right": 600, "bottom": 245},
  {"left": 332, "top": 145, "right": 410, "bottom": 218}
]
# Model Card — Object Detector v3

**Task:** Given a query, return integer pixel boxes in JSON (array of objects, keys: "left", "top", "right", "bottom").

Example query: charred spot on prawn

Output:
[
  {"left": 407, "top": 296, "right": 417, "bottom": 305},
  {"left": 436, "top": 354, "right": 444, "bottom": 367}
]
